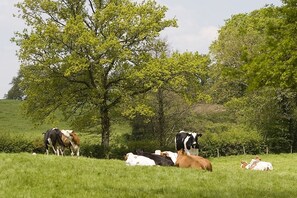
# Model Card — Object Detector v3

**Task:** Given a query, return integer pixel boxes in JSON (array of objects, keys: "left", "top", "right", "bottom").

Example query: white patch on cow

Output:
[
  {"left": 191, "top": 132, "right": 197, "bottom": 145},
  {"left": 183, "top": 136, "right": 191, "bottom": 155},
  {"left": 61, "top": 130, "right": 73, "bottom": 138}
]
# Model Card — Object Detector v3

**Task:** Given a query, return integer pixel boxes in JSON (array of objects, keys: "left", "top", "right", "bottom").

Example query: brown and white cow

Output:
[
  {"left": 60, "top": 130, "right": 80, "bottom": 157},
  {"left": 241, "top": 156, "right": 273, "bottom": 171},
  {"left": 43, "top": 128, "right": 80, "bottom": 156},
  {"left": 175, "top": 150, "right": 212, "bottom": 171}
]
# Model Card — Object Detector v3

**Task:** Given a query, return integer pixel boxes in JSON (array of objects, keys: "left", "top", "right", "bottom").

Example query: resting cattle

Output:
[
  {"left": 125, "top": 153, "right": 156, "bottom": 166},
  {"left": 241, "top": 157, "right": 273, "bottom": 171},
  {"left": 60, "top": 130, "right": 80, "bottom": 156},
  {"left": 136, "top": 150, "right": 174, "bottom": 166},
  {"left": 175, "top": 131, "right": 202, "bottom": 154},
  {"left": 43, "top": 128, "right": 64, "bottom": 155},
  {"left": 175, "top": 150, "right": 212, "bottom": 171},
  {"left": 155, "top": 150, "right": 178, "bottom": 164}
]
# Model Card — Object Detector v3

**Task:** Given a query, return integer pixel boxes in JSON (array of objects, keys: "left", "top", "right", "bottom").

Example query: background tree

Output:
[
  {"left": 209, "top": 1, "right": 297, "bottom": 152},
  {"left": 124, "top": 49, "right": 210, "bottom": 148},
  {"left": 12, "top": 0, "right": 176, "bottom": 157},
  {"left": 4, "top": 72, "right": 24, "bottom": 100}
]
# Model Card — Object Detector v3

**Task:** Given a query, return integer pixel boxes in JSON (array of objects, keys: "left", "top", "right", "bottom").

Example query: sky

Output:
[{"left": 0, "top": 0, "right": 282, "bottom": 99}]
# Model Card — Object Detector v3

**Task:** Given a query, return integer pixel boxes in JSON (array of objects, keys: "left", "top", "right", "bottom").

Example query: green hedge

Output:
[{"left": 0, "top": 131, "right": 292, "bottom": 158}]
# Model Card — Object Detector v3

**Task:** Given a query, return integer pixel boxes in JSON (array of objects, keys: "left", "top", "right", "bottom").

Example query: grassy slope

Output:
[
  {"left": 0, "top": 153, "right": 297, "bottom": 198},
  {"left": 0, "top": 99, "right": 131, "bottom": 146},
  {"left": 0, "top": 99, "right": 69, "bottom": 136}
]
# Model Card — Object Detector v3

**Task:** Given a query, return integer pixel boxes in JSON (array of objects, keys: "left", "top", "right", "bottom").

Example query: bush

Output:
[
  {"left": 0, "top": 134, "right": 34, "bottom": 153},
  {"left": 199, "top": 126, "right": 263, "bottom": 157}
]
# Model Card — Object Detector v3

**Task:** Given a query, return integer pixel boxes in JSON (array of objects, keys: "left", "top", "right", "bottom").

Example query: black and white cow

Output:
[
  {"left": 175, "top": 131, "right": 202, "bottom": 154},
  {"left": 135, "top": 150, "right": 174, "bottom": 166},
  {"left": 43, "top": 128, "right": 64, "bottom": 155}
]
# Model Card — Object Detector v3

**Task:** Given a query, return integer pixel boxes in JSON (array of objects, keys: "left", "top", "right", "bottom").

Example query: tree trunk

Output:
[
  {"left": 100, "top": 103, "right": 110, "bottom": 158},
  {"left": 157, "top": 89, "right": 165, "bottom": 147}
]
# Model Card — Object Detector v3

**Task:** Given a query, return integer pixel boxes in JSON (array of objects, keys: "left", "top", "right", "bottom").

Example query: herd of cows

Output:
[{"left": 43, "top": 129, "right": 273, "bottom": 171}]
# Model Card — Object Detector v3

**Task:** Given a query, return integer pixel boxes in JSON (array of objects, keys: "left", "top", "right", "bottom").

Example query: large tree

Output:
[
  {"left": 12, "top": 0, "right": 176, "bottom": 157},
  {"left": 209, "top": 0, "right": 297, "bottom": 152}
]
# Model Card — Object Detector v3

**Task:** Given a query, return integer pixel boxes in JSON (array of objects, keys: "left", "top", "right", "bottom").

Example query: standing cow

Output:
[
  {"left": 175, "top": 131, "right": 202, "bottom": 154},
  {"left": 43, "top": 128, "right": 64, "bottom": 155}
]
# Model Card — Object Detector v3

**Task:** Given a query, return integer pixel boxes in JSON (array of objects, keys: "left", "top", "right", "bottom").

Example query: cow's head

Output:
[{"left": 189, "top": 132, "right": 202, "bottom": 149}]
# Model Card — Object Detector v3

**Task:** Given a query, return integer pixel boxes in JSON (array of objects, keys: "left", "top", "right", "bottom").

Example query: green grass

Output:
[
  {"left": 0, "top": 99, "right": 131, "bottom": 146},
  {"left": 0, "top": 153, "right": 296, "bottom": 198},
  {"left": 0, "top": 99, "right": 70, "bottom": 137}
]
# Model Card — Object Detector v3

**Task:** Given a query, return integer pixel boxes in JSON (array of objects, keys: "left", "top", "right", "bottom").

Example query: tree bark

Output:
[
  {"left": 100, "top": 103, "right": 110, "bottom": 158},
  {"left": 157, "top": 89, "right": 165, "bottom": 147}
]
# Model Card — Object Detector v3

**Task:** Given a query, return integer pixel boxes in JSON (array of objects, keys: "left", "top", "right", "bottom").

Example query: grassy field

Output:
[
  {"left": 0, "top": 99, "right": 131, "bottom": 150},
  {"left": 0, "top": 153, "right": 296, "bottom": 198},
  {"left": 1, "top": 99, "right": 297, "bottom": 197},
  {"left": 0, "top": 99, "right": 69, "bottom": 136}
]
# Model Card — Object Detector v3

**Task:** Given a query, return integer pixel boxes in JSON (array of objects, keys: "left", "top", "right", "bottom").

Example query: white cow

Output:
[
  {"left": 241, "top": 159, "right": 273, "bottom": 171},
  {"left": 125, "top": 152, "right": 156, "bottom": 166}
]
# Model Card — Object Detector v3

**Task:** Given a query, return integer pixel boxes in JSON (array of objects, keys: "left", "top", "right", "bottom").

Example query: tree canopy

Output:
[{"left": 13, "top": 0, "right": 178, "bottom": 156}]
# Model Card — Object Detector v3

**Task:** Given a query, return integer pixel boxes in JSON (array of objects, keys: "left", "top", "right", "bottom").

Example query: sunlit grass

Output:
[{"left": 0, "top": 153, "right": 296, "bottom": 198}]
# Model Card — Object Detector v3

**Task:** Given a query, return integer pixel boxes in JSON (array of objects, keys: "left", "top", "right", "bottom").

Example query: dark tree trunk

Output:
[
  {"left": 100, "top": 102, "right": 110, "bottom": 158},
  {"left": 157, "top": 89, "right": 165, "bottom": 147}
]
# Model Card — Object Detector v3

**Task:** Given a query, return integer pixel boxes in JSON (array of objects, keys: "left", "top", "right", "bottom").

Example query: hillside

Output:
[{"left": 0, "top": 99, "right": 69, "bottom": 137}]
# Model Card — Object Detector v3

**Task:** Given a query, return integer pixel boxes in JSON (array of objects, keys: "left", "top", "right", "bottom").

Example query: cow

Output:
[
  {"left": 155, "top": 150, "right": 178, "bottom": 164},
  {"left": 175, "top": 131, "right": 202, "bottom": 154},
  {"left": 135, "top": 150, "right": 174, "bottom": 166},
  {"left": 43, "top": 128, "right": 64, "bottom": 155},
  {"left": 60, "top": 130, "right": 80, "bottom": 157},
  {"left": 125, "top": 153, "right": 156, "bottom": 166},
  {"left": 175, "top": 150, "right": 212, "bottom": 171},
  {"left": 241, "top": 157, "right": 273, "bottom": 171}
]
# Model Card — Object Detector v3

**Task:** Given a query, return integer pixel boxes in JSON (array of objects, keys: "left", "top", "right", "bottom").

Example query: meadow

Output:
[
  {"left": 0, "top": 153, "right": 296, "bottom": 198},
  {"left": 1, "top": 99, "right": 297, "bottom": 197}
]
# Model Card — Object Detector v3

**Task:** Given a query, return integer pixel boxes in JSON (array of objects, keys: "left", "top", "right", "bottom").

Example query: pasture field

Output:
[
  {"left": 0, "top": 100, "right": 69, "bottom": 137},
  {"left": 0, "top": 153, "right": 296, "bottom": 198},
  {"left": 0, "top": 99, "right": 131, "bottom": 153}
]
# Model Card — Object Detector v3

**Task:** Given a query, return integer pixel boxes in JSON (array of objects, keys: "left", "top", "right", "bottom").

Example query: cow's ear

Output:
[{"left": 197, "top": 133, "right": 202, "bottom": 137}]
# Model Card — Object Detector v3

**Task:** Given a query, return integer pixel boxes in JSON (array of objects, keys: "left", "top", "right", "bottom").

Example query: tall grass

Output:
[{"left": 0, "top": 153, "right": 296, "bottom": 198}]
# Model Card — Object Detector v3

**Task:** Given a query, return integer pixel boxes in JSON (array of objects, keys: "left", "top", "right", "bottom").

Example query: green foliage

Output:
[
  {"left": 1, "top": 153, "right": 297, "bottom": 198},
  {"left": 209, "top": 2, "right": 297, "bottom": 153},
  {"left": 4, "top": 72, "right": 24, "bottom": 100},
  {"left": 200, "top": 125, "right": 263, "bottom": 157},
  {"left": 13, "top": 0, "right": 177, "bottom": 155}
]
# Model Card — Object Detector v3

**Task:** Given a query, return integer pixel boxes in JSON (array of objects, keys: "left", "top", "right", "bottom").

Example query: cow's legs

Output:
[
  {"left": 76, "top": 147, "right": 80, "bottom": 157},
  {"left": 48, "top": 138, "right": 57, "bottom": 155}
]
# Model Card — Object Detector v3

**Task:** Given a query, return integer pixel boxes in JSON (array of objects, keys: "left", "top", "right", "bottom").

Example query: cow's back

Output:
[{"left": 191, "top": 155, "right": 212, "bottom": 172}]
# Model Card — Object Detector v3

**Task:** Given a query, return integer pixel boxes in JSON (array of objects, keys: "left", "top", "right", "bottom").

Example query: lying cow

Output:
[
  {"left": 136, "top": 150, "right": 174, "bottom": 166},
  {"left": 125, "top": 153, "right": 156, "bottom": 166},
  {"left": 175, "top": 150, "right": 212, "bottom": 171},
  {"left": 155, "top": 150, "right": 178, "bottom": 164},
  {"left": 241, "top": 156, "right": 273, "bottom": 171},
  {"left": 175, "top": 131, "right": 202, "bottom": 154}
]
